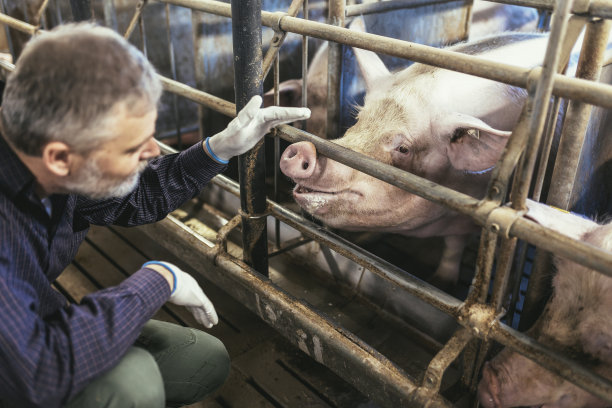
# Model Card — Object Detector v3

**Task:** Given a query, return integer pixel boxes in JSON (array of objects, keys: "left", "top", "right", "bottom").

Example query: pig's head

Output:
[
  {"left": 280, "top": 50, "right": 520, "bottom": 236},
  {"left": 478, "top": 221, "right": 612, "bottom": 408}
]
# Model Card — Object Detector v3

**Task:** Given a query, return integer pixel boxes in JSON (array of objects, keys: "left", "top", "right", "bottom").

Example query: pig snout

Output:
[
  {"left": 478, "top": 362, "right": 503, "bottom": 408},
  {"left": 280, "top": 141, "right": 317, "bottom": 180}
]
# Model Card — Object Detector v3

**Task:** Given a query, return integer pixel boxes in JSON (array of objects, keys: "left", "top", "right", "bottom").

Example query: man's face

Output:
[{"left": 63, "top": 106, "right": 160, "bottom": 199}]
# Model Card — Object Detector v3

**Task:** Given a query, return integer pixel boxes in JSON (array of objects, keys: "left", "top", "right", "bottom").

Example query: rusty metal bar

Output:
[
  {"left": 156, "top": 136, "right": 612, "bottom": 404},
  {"left": 123, "top": 0, "right": 147, "bottom": 40},
  {"left": 325, "top": 0, "right": 344, "bottom": 139},
  {"left": 156, "top": 0, "right": 612, "bottom": 112},
  {"left": 3, "top": 52, "right": 603, "bottom": 282},
  {"left": 511, "top": 0, "right": 574, "bottom": 210},
  {"left": 34, "top": 0, "right": 51, "bottom": 26},
  {"left": 0, "top": 13, "right": 39, "bottom": 36},
  {"left": 260, "top": 0, "right": 303, "bottom": 82},
  {"left": 414, "top": 328, "right": 473, "bottom": 402},
  {"left": 139, "top": 214, "right": 454, "bottom": 408},
  {"left": 153, "top": 143, "right": 612, "bottom": 405},
  {"left": 231, "top": 0, "right": 268, "bottom": 274},
  {"left": 548, "top": 19, "right": 611, "bottom": 210},
  {"left": 520, "top": 18, "right": 612, "bottom": 332}
]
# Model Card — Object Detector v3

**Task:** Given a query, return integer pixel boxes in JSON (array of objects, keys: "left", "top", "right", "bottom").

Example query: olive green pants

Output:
[{"left": 64, "top": 320, "right": 230, "bottom": 408}]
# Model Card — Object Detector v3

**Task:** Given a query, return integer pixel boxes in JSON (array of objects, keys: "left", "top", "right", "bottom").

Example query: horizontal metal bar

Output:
[
  {"left": 139, "top": 214, "right": 453, "bottom": 408},
  {"left": 160, "top": 139, "right": 612, "bottom": 405},
  {"left": 159, "top": 0, "right": 612, "bottom": 111},
  {"left": 488, "top": 319, "right": 612, "bottom": 403},
  {"left": 0, "top": 12, "right": 40, "bottom": 36},
  {"left": 345, "top": 0, "right": 468, "bottom": 16},
  {"left": 484, "top": 0, "right": 612, "bottom": 19}
]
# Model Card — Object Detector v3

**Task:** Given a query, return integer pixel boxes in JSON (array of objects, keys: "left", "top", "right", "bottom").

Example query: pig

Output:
[
  {"left": 477, "top": 208, "right": 612, "bottom": 408},
  {"left": 279, "top": 32, "right": 553, "bottom": 291},
  {"left": 470, "top": 1, "right": 539, "bottom": 39}
]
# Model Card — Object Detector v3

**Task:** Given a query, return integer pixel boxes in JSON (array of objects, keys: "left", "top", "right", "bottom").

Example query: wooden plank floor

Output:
[{"left": 56, "top": 199, "right": 472, "bottom": 407}]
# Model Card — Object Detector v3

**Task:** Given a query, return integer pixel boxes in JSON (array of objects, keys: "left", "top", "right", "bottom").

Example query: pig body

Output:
[
  {"left": 280, "top": 33, "right": 551, "bottom": 289},
  {"left": 470, "top": 1, "right": 539, "bottom": 39},
  {"left": 478, "top": 213, "right": 612, "bottom": 408}
]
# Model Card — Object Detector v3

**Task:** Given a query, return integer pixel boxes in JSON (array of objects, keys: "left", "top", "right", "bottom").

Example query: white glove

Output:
[
  {"left": 142, "top": 261, "right": 218, "bottom": 328},
  {"left": 206, "top": 94, "right": 311, "bottom": 162}
]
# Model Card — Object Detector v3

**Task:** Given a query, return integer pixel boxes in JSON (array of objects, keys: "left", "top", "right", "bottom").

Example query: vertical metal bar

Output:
[
  {"left": 165, "top": 2, "right": 182, "bottom": 150},
  {"left": 103, "top": 0, "right": 118, "bottom": 31},
  {"left": 511, "top": 0, "right": 574, "bottom": 210},
  {"left": 520, "top": 18, "right": 612, "bottom": 331},
  {"left": 273, "top": 55, "right": 281, "bottom": 251},
  {"left": 138, "top": 13, "right": 147, "bottom": 58},
  {"left": 547, "top": 18, "right": 611, "bottom": 210},
  {"left": 231, "top": 0, "right": 268, "bottom": 274},
  {"left": 325, "top": 0, "right": 344, "bottom": 139},
  {"left": 69, "top": 0, "right": 92, "bottom": 21}
]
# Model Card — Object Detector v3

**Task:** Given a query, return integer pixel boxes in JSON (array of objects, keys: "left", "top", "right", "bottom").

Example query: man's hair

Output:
[{"left": 1, "top": 22, "right": 162, "bottom": 155}]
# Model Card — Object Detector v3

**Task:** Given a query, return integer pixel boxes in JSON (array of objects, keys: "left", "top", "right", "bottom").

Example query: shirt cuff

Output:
[
  {"left": 121, "top": 268, "right": 171, "bottom": 313},
  {"left": 178, "top": 140, "right": 228, "bottom": 182}
]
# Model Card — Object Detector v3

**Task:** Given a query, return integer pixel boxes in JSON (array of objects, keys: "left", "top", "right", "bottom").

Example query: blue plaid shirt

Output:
[{"left": 0, "top": 134, "right": 226, "bottom": 407}]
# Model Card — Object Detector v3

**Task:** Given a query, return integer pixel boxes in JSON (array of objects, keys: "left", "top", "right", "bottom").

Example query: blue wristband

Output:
[
  {"left": 142, "top": 261, "right": 177, "bottom": 294},
  {"left": 204, "top": 137, "right": 230, "bottom": 164}
]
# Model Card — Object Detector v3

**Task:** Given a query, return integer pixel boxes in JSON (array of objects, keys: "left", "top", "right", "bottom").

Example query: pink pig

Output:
[
  {"left": 478, "top": 205, "right": 612, "bottom": 408},
  {"left": 279, "top": 33, "right": 551, "bottom": 290}
]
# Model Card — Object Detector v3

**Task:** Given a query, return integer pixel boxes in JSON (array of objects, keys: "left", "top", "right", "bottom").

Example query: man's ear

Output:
[{"left": 41, "top": 141, "right": 73, "bottom": 177}]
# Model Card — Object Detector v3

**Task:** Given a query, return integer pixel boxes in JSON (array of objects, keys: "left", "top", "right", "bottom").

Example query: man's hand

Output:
[
  {"left": 142, "top": 261, "right": 218, "bottom": 328},
  {"left": 205, "top": 95, "right": 311, "bottom": 162}
]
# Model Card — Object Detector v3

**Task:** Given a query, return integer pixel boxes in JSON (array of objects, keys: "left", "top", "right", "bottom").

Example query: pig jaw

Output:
[{"left": 479, "top": 349, "right": 611, "bottom": 408}]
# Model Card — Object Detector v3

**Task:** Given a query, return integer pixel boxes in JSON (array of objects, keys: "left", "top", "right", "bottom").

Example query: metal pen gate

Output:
[{"left": 2, "top": 0, "right": 612, "bottom": 406}]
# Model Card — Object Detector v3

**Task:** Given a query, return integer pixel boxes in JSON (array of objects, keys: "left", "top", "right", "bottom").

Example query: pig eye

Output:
[{"left": 397, "top": 145, "right": 410, "bottom": 154}]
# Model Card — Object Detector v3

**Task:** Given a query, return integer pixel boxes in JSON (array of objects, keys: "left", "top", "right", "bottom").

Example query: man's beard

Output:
[{"left": 63, "top": 159, "right": 149, "bottom": 200}]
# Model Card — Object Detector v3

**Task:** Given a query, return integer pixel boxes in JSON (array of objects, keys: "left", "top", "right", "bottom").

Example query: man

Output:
[{"left": 0, "top": 23, "right": 310, "bottom": 408}]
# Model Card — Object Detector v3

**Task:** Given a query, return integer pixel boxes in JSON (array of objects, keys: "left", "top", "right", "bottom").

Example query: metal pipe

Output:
[
  {"left": 325, "top": 0, "right": 344, "bottom": 139},
  {"left": 487, "top": 320, "right": 612, "bottom": 404},
  {"left": 123, "top": 0, "right": 147, "bottom": 40},
  {"left": 521, "top": 18, "right": 611, "bottom": 332},
  {"left": 156, "top": 0, "right": 612, "bottom": 112},
  {"left": 346, "top": 0, "right": 468, "bottom": 16},
  {"left": 260, "top": 0, "right": 303, "bottom": 82},
  {"left": 548, "top": 18, "right": 611, "bottom": 210},
  {"left": 511, "top": 0, "right": 573, "bottom": 210},
  {"left": 231, "top": 0, "right": 268, "bottom": 274},
  {"left": 165, "top": 2, "right": 183, "bottom": 150},
  {"left": 139, "top": 215, "right": 454, "bottom": 408},
  {"left": 0, "top": 13, "right": 39, "bottom": 36},
  {"left": 159, "top": 138, "right": 612, "bottom": 404}
]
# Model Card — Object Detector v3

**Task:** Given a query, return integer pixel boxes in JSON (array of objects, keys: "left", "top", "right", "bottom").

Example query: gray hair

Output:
[{"left": 1, "top": 22, "right": 162, "bottom": 155}]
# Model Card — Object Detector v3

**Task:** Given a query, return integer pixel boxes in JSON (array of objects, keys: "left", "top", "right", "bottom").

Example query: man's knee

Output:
[{"left": 66, "top": 347, "right": 165, "bottom": 408}]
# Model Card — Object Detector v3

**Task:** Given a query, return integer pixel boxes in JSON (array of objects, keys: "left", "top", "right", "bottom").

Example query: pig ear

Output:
[
  {"left": 263, "top": 79, "right": 304, "bottom": 108},
  {"left": 349, "top": 16, "right": 390, "bottom": 90},
  {"left": 440, "top": 112, "right": 512, "bottom": 173}
]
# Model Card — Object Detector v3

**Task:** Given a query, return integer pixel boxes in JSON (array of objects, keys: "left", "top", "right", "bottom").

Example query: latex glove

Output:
[
  {"left": 206, "top": 94, "right": 311, "bottom": 162},
  {"left": 142, "top": 261, "right": 218, "bottom": 328}
]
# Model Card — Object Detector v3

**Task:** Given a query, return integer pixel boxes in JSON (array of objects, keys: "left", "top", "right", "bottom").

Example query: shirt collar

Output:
[{"left": 0, "top": 132, "right": 38, "bottom": 199}]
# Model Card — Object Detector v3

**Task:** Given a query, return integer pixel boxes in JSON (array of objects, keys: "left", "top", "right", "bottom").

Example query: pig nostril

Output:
[{"left": 302, "top": 162, "right": 309, "bottom": 170}]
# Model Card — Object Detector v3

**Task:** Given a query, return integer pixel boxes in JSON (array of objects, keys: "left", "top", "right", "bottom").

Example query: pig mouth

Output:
[
  {"left": 294, "top": 185, "right": 339, "bottom": 195},
  {"left": 293, "top": 184, "right": 360, "bottom": 198}
]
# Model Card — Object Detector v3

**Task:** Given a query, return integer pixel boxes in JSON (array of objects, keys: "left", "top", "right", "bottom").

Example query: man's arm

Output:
[
  {"left": 75, "top": 142, "right": 226, "bottom": 226},
  {"left": 0, "top": 259, "right": 172, "bottom": 407}
]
